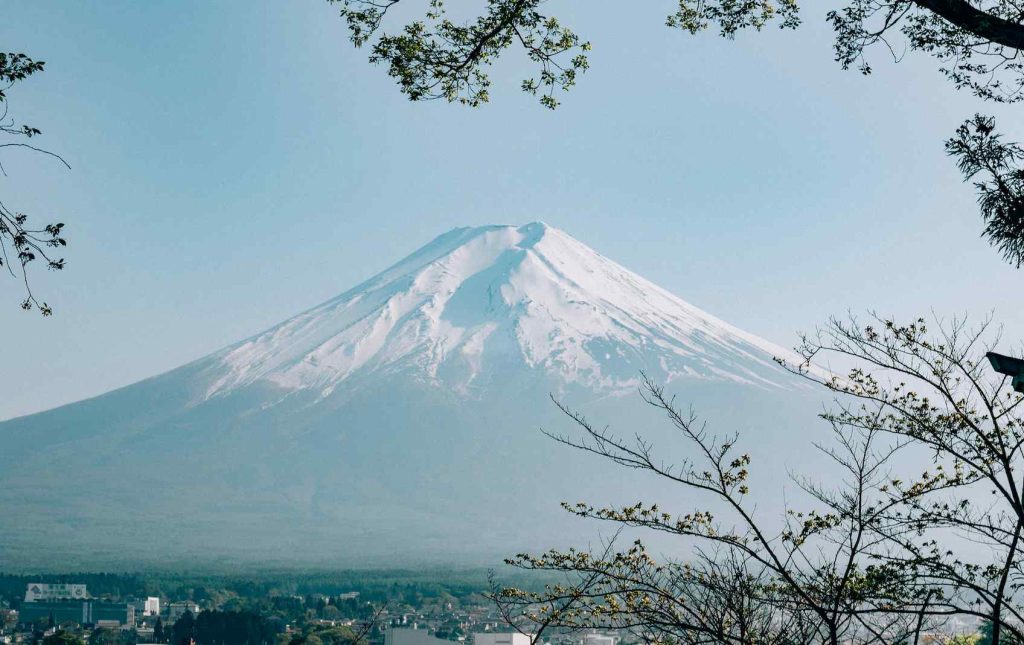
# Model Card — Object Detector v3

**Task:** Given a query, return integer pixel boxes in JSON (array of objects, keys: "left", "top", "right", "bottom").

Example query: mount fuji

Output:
[{"left": 0, "top": 223, "right": 824, "bottom": 569}]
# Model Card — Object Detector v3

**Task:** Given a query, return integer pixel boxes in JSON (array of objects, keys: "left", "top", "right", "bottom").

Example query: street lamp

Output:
[{"left": 986, "top": 351, "right": 1024, "bottom": 394}]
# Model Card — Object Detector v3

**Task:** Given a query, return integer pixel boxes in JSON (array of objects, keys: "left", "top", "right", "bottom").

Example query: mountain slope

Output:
[{"left": 0, "top": 223, "right": 822, "bottom": 569}]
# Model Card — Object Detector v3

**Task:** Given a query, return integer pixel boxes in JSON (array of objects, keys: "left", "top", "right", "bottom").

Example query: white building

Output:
[
  {"left": 385, "top": 628, "right": 452, "bottom": 645},
  {"left": 473, "top": 633, "right": 533, "bottom": 645},
  {"left": 24, "top": 583, "right": 88, "bottom": 602},
  {"left": 131, "top": 597, "right": 161, "bottom": 617}
]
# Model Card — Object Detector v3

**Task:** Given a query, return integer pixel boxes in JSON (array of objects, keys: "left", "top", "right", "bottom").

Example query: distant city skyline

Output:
[{"left": 2, "top": 1, "right": 1022, "bottom": 420}]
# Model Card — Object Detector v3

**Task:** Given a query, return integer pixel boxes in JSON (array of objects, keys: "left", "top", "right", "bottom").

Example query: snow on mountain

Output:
[
  {"left": 202, "top": 222, "right": 801, "bottom": 401},
  {"left": 0, "top": 222, "right": 823, "bottom": 570}
]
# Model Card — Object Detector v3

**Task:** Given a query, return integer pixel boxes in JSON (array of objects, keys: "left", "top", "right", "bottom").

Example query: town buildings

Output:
[
  {"left": 23, "top": 584, "right": 88, "bottom": 603},
  {"left": 17, "top": 584, "right": 135, "bottom": 629}
]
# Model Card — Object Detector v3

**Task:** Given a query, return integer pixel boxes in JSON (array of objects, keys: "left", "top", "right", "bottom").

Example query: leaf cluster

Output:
[{"left": 334, "top": 0, "right": 589, "bottom": 108}]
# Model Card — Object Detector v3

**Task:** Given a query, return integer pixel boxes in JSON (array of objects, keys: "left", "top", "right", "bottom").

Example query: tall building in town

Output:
[{"left": 132, "top": 597, "right": 161, "bottom": 617}]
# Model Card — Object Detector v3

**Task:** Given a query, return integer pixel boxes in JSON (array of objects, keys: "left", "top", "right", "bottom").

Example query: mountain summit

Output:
[
  {"left": 0, "top": 223, "right": 817, "bottom": 569},
  {"left": 202, "top": 222, "right": 797, "bottom": 401}
]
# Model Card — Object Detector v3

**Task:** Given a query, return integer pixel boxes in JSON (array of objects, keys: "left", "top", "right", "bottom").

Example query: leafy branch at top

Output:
[
  {"left": 333, "top": 0, "right": 590, "bottom": 109},
  {"left": 331, "top": 0, "right": 1024, "bottom": 270},
  {"left": 946, "top": 115, "right": 1024, "bottom": 267}
]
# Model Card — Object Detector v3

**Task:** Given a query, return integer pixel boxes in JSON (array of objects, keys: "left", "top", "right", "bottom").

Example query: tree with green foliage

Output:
[
  {"left": 290, "top": 626, "right": 361, "bottom": 645},
  {"left": 88, "top": 629, "right": 117, "bottom": 645},
  {"left": 332, "top": 0, "right": 1024, "bottom": 267},
  {"left": 42, "top": 631, "right": 84, "bottom": 645},
  {"left": 88, "top": 628, "right": 136, "bottom": 645},
  {"left": 0, "top": 51, "right": 68, "bottom": 313}
]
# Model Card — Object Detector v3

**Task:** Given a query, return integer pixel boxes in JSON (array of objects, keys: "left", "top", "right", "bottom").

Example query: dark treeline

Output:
[{"left": 172, "top": 610, "right": 277, "bottom": 645}]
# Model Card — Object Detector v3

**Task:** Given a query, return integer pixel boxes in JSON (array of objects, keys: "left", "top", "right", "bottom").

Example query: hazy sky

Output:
[{"left": 2, "top": 1, "right": 1022, "bottom": 420}]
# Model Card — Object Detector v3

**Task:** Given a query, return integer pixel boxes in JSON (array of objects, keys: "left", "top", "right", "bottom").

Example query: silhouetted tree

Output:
[
  {"left": 496, "top": 313, "right": 1024, "bottom": 644},
  {"left": 191, "top": 610, "right": 277, "bottom": 645},
  {"left": 498, "top": 373, "right": 930, "bottom": 644},
  {"left": 0, "top": 52, "right": 68, "bottom": 313},
  {"left": 785, "top": 315, "right": 1024, "bottom": 644},
  {"left": 946, "top": 116, "right": 1024, "bottom": 266},
  {"left": 172, "top": 611, "right": 196, "bottom": 645}
]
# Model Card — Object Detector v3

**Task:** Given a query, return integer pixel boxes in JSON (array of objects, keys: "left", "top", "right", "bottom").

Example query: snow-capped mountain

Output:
[
  {"left": 0, "top": 223, "right": 822, "bottom": 570},
  {"left": 202, "top": 222, "right": 800, "bottom": 400}
]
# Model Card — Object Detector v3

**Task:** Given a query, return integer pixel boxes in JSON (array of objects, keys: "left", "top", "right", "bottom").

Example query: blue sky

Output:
[{"left": 2, "top": 1, "right": 1022, "bottom": 420}]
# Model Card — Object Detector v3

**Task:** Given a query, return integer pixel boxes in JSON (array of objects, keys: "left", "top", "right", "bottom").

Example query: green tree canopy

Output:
[{"left": 42, "top": 630, "right": 85, "bottom": 645}]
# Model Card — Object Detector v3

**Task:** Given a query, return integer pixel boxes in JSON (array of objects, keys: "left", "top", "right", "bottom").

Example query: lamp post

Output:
[{"left": 986, "top": 351, "right": 1024, "bottom": 394}]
